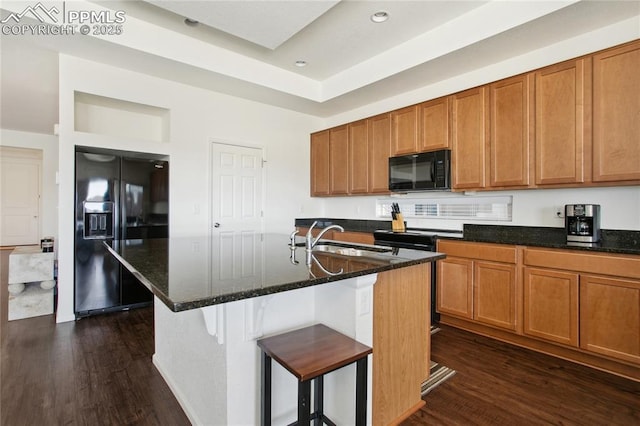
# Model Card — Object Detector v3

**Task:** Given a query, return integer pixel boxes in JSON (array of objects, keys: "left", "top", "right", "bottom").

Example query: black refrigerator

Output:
[{"left": 74, "top": 147, "right": 169, "bottom": 318}]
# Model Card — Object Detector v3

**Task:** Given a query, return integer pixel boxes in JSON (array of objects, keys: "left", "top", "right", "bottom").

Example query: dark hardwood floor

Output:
[
  {"left": 406, "top": 326, "right": 640, "bottom": 425},
  {"left": 2, "top": 248, "right": 639, "bottom": 425},
  {"left": 0, "top": 249, "right": 190, "bottom": 426}
]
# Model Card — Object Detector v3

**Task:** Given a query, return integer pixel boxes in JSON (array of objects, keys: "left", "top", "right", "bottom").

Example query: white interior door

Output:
[
  {"left": 0, "top": 147, "right": 42, "bottom": 246},
  {"left": 210, "top": 142, "right": 264, "bottom": 282}
]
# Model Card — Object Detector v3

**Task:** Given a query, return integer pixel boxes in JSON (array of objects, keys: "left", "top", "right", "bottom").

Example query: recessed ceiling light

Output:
[
  {"left": 295, "top": 60, "right": 307, "bottom": 67},
  {"left": 184, "top": 18, "right": 199, "bottom": 27},
  {"left": 371, "top": 11, "right": 389, "bottom": 23}
]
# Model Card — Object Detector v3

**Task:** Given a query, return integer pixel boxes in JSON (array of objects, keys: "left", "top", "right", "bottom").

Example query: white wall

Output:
[
  {"left": 0, "top": 129, "right": 59, "bottom": 244},
  {"left": 53, "top": 17, "right": 640, "bottom": 322},
  {"left": 319, "top": 187, "right": 640, "bottom": 231},
  {"left": 317, "top": 18, "right": 640, "bottom": 232},
  {"left": 56, "top": 55, "right": 324, "bottom": 322}
]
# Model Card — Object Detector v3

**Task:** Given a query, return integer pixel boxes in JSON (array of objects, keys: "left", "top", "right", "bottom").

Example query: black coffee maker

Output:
[{"left": 565, "top": 204, "right": 601, "bottom": 243}]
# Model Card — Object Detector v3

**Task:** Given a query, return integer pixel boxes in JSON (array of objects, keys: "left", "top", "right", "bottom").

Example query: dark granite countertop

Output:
[
  {"left": 294, "top": 219, "right": 640, "bottom": 255},
  {"left": 461, "top": 224, "right": 640, "bottom": 255},
  {"left": 104, "top": 233, "right": 444, "bottom": 312}
]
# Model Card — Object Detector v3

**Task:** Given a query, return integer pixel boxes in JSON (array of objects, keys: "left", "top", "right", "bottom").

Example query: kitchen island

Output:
[{"left": 106, "top": 233, "right": 444, "bottom": 425}]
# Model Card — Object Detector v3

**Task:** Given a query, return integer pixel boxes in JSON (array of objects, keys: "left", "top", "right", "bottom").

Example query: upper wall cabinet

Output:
[
  {"left": 534, "top": 58, "right": 591, "bottom": 185},
  {"left": 391, "top": 105, "right": 419, "bottom": 155},
  {"left": 349, "top": 119, "right": 369, "bottom": 194},
  {"left": 489, "top": 74, "right": 533, "bottom": 188},
  {"left": 451, "top": 87, "right": 489, "bottom": 190},
  {"left": 592, "top": 40, "right": 640, "bottom": 183},
  {"left": 329, "top": 125, "right": 349, "bottom": 195},
  {"left": 310, "top": 130, "right": 330, "bottom": 196},
  {"left": 418, "top": 97, "right": 450, "bottom": 152},
  {"left": 310, "top": 40, "right": 640, "bottom": 197},
  {"left": 310, "top": 116, "right": 391, "bottom": 197},
  {"left": 367, "top": 113, "right": 391, "bottom": 194}
]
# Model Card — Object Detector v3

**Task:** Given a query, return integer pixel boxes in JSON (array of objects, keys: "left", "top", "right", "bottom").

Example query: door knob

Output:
[{"left": 214, "top": 222, "right": 221, "bottom": 228}]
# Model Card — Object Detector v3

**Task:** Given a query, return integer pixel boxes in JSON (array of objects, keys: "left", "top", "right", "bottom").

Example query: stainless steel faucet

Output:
[{"left": 305, "top": 221, "right": 344, "bottom": 250}]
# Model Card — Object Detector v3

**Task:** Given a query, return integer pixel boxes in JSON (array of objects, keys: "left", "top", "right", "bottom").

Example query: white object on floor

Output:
[
  {"left": 8, "top": 283, "right": 54, "bottom": 320},
  {"left": 8, "top": 246, "right": 55, "bottom": 320},
  {"left": 8, "top": 246, "right": 54, "bottom": 286}
]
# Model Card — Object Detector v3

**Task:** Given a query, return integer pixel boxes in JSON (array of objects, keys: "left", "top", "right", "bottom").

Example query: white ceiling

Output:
[{"left": 1, "top": 0, "right": 639, "bottom": 135}]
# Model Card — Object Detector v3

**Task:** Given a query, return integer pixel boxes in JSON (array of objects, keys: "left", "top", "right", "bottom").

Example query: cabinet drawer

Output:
[
  {"left": 331, "top": 231, "right": 374, "bottom": 245},
  {"left": 438, "top": 240, "right": 516, "bottom": 263},
  {"left": 524, "top": 248, "right": 640, "bottom": 280}
]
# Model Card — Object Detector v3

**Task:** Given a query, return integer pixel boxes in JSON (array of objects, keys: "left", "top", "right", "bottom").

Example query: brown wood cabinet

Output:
[
  {"left": 489, "top": 74, "right": 533, "bottom": 188},
  {"left": 295, "top": 227, "right": 374, "bottom": 246},
  {"left": 296, "top": 226, "right": 333, "bottom": 240},
  {"left": 523, "top": 267, "right": 579, "bottom": 347},
  {"left": 451, "top": 87, "right": 489, "bottom": 190},
  {"left": 367, "top": 113, "right": 391, "bottom": 194},
  {"left": 523, "top": 247, "right": 640, "bottom": 365},
  {"left": 592, "top": 40, "right": 640, "bottom": 183},
  {"left": 391, "top": 105, "right": 419, "bottom": 155},
  {"left": 348, "top": 119, "right": 369, "bottom": 194},
  {"left": 534, "top": 57, "right": 591, "bottom": 185},
  {"left": 437, "top": 240, "right": 518, "bottom": 332},
  {"left": 310, "top": 130, "right": 330, "bottom": 196},
  {"left": 580, "top": 274, "right": 640, "bottom": 364},
  {"left": 329, "top": 125, "right": 349, "bottom": 195},
  {"left": 331, "top": 230, "right": 375, "bottom": 245},
  {"left": 418, "top": 97, "right": 450, "bottom": 151},
  {"left": 437, "top": 241, "right": 640, "bottom": 380},
  {"left": 437, "top": 257, "right": 473, "bottom": 319},
  {"left": 373, "top": 263, "right": 430, "bottom": 424},
  {"left": 474, "top": 261, "right": 518, "bottom": 331},
  {"left": 311, "top": 40, "right": 640, "bottom": 196}
]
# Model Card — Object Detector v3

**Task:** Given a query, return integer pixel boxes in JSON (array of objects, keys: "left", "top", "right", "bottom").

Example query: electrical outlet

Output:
[{"left": 555, "top": 206, "right": 564, "bottom": 219}]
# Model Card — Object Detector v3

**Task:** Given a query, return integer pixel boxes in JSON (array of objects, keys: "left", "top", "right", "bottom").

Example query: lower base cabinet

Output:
[
  {"left": 580, "top": 274, "right": 640, "bottom": 364},
  {"left": 437, "top": 241, "right": 518, "bottom": 332},
  {"left": 523, "top": 267, "right": 579, "bottom": 347},
  {"left": 437, "top": 241, "right": 640, "bottom": 381}
]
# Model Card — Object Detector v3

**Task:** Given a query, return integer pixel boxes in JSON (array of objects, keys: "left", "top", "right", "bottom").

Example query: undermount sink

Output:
[{"left": 312, "top": 243, "right": 392, "bottom": 257}]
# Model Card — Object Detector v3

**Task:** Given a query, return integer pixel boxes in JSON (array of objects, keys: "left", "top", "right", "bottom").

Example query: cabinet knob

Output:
[{"left": 214, "top": 222, "right": 221, "bottom": 228}]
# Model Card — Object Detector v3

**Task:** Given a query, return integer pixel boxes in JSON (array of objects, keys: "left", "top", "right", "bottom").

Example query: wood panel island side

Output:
[{"left": 105, "top": 233, "right": 444, "bottom": 425}]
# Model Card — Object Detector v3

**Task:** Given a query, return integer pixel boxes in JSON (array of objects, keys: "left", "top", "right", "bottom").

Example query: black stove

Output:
[{"left": 373, "top": 228, "right": 463, "bottom": 325}]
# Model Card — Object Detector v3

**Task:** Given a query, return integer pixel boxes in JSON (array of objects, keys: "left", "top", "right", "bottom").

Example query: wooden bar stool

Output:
[{"left": 257, "top": 324, "right": 372, "bottom": 426}]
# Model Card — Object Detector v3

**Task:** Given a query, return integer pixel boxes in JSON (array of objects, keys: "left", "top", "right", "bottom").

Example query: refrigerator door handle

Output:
[{"left": 118, "top": 176, "right": 125, "bottom": 241}]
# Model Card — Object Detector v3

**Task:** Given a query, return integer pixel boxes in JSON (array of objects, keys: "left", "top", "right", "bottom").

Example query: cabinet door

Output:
[
  {"left": 535, "top": 58, "right": 591, "bottom": 185},
  {"left": 451, "top": 87, "right": 489, "bottom": 190},
  {"left": 592, "top": 40, "right": 640, "bottom": 182},
  {"left": 329, "top": 125, "right": 349, "bottom": 195},
  {"left": 580, "top": 274, "right": 640, "bottom": 364},
  {"left": 474, "top": 261, "right": 518, "bottom": 331},
  {"left": 489, "top": 74, "right": 533, "bottom": 188},
  {"left": 349, "top": 119, "right": 369, "bottom": 194},
  {"left": 437, "top": 257, "right": 473, "bottom": 319},
  {"left": 523, "top": 267, "right": 578, "bottom": 347},
  {"left": 368, "top": 113, "right": 391, "bottom": 194},
  {"left": 310, "top": 130, "right": 330, "bottom": 196},
  {"left": 391, "top": 105, "right": 418, "bottom": 155},
  {"left": 418, "top": 97, "right": 449, "bottom": 151}
]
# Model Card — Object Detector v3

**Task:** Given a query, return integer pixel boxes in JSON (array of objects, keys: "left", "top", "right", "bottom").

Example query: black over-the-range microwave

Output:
[{"left": 388, "top": 149, "right": 451, "bottom": 192}]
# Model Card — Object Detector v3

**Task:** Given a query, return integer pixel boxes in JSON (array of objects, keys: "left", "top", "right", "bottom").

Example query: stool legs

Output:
[
  {"left": 355, "top": 357, "right": 368, "bottom": 426},
  {"left": 261, "top": 352, "right": 272, "bottom": 426},
  {"left": 261, "top": 349, "right": 369, "bottom": 426},
  {"left": 314, "top": 376, "right": 323, "bottom": 426},
  {"left": 298, "top": 380, "right": 311, "bottom": 424}
]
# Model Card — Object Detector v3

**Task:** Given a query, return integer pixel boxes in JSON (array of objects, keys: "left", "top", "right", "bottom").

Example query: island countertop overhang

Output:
[{"left": 104, "top": 233, "right": 445, "bottom": 312}]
